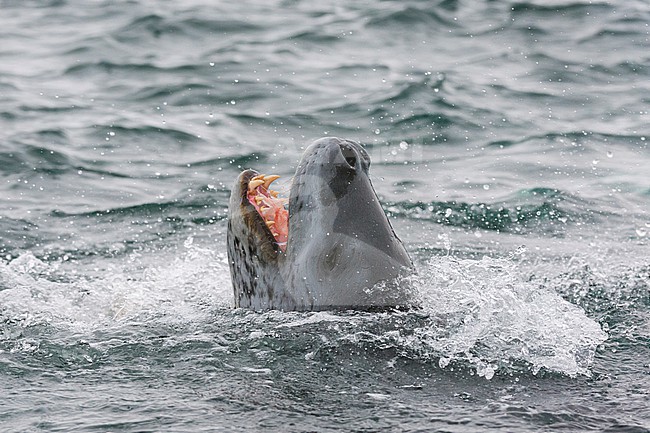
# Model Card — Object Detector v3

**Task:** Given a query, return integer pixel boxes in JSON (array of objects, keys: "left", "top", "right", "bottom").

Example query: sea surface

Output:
[{"left": 1, "top": 0, "right": 649, "bottom": 431}]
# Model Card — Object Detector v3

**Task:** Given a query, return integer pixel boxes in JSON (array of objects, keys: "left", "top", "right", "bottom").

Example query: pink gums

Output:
[{"left": 247, "top": 186, "right": 288, "bottom": 252}]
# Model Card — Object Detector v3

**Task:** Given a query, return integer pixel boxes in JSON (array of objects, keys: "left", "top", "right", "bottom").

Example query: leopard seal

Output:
[{"left": 227, "top": 137, "right": 416, "bottom": 311}]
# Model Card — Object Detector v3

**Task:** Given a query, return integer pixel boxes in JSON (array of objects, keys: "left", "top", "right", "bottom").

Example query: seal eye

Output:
[{"left": 340, "top": 145, "right": 357, "bottom": 169}]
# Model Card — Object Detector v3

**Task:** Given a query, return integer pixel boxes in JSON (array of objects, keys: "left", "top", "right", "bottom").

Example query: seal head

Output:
[{"left": 227, "top": 137, "right": 416, "bottom": 311}]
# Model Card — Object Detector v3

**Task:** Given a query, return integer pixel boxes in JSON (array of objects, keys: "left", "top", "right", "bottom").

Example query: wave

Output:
[
  {"left": 49, "top": 190, "right": 228, "bottom": 223},
  {"left": 1, "top": 130, "right": 73, "bottom": 176},
  {"left": 189, "top": 151, "right": 268, "bottom": 168},
  {"left": 282, "top": 30, "right": 342, "bottom": 44},
  {"left": 394, "top": 113, "right": 456, "bottom": 129},
  {"left": 90, "top": 124, "right": 203, "bottom": 146},
  {"left": 129, "top": 82, "right": 270, "bottom": 107},
  {"left": 543, "top": 262, "right": 650, "bottom": 318},
  {"left": 487, "top": 130, "right": 649, "bottom": 149},
  {"left": 578, "top": 28, "right": 650, "bottom": 44},
  {"left": 0, "top": 244, "right": 607, "bottom": 379},
  {"left": 0, "top": 217, "right": 40, "bottom": 257},
  {"left": 2, "top": 125, "right": 208, "bottom": 179},
  {"left": 510, "top": 2, "right": 613, "bottom": 17},
  {"left": 365, "top": 6, "right": 455, "bottom": 29},
  {"left": 113, "top": 14, "right": 261, "bottom": 43},
  {"left": 63, "top": 60, "right": 202, "bottom": 77},
  {"left": 588, "top": 60, "right": 650, "bottom": 77},
  {"left": 0, "top": 111, "right": 16, "bottom": 120},
  {"left": 385, "top": 188, "right": 598, "bottom": 234}
]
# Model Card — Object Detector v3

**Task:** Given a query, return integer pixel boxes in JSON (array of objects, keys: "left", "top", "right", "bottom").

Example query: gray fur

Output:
[{"left": 227, "top": 137, "right": 416, "bottom": 311}]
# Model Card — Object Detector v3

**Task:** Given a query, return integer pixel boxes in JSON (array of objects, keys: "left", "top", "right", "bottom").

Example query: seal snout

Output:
[
  {"left": 309, "top": 137, "right": 369, "bottom": 172},
  {"left": 339, "top": 143, "right": 358, "bottom": 169}
]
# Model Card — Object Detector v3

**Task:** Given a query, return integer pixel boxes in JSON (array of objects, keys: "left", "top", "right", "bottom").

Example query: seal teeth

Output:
[
  {"left": 266, "top": 220, "right": 275, "bottom": 227},
  {"left": 263, "top": 175, "right": 280, "bottom": 189},
  {"left": 255, "top": 196, "right": 264, "bottom": 204},
  {"left": 248, "top": 179, "right": 264, "bottom": 191}
]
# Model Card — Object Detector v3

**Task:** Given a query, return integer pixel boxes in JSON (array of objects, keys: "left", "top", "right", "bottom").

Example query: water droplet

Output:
[
  {"left": 374, "top": 129, "right": 381, "bottom": 135},
  {"left": 606, "top": 151, "right": 613, "bottom": 158},
  {"left": 399, "top": 141, "right": 409, "bottom": 150},
  {"left": 483, "top": 184, "right": 490, "bottom": 190},
  {"left": 636, "top": 228, "right": 647, "bottom": 237},
  {"left": 230, "top": 100, "right": 236, "bottom": 105},
  {"left": 209, "top": 62, "right": 215, "bottom": 66},
  {"left": 438, "top": 233, "right": 451, "bottom": 251}
]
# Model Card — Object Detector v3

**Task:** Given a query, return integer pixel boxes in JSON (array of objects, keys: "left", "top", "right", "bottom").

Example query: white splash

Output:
[
  {"left": 412, "top": 254, "right": 609, "bottom": 377},
  {"left": 0, "top": 240, "right": 609, "bottom": 379},
  {"left": 0, "top": 238, "right": 232, "bottom": 331}
]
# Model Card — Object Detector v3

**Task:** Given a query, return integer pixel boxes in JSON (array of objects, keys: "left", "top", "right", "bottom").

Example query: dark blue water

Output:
[{"left": 1, "top": 0, "right": 649, "bottom": 431}]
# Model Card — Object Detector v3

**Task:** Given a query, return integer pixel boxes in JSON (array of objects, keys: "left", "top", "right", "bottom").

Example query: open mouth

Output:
[{"left": 246, "top": 173, "right": 289, "bottom": 252}]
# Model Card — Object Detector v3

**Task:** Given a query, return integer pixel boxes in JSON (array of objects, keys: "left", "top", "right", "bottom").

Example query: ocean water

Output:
[{"left": 1, "top": 0, "right": 649, "bottom": 431}]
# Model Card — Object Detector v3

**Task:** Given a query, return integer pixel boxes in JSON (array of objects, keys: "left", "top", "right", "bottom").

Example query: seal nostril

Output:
[{"left": 340, "top": 145, "right": 357, "bottom": 169}]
